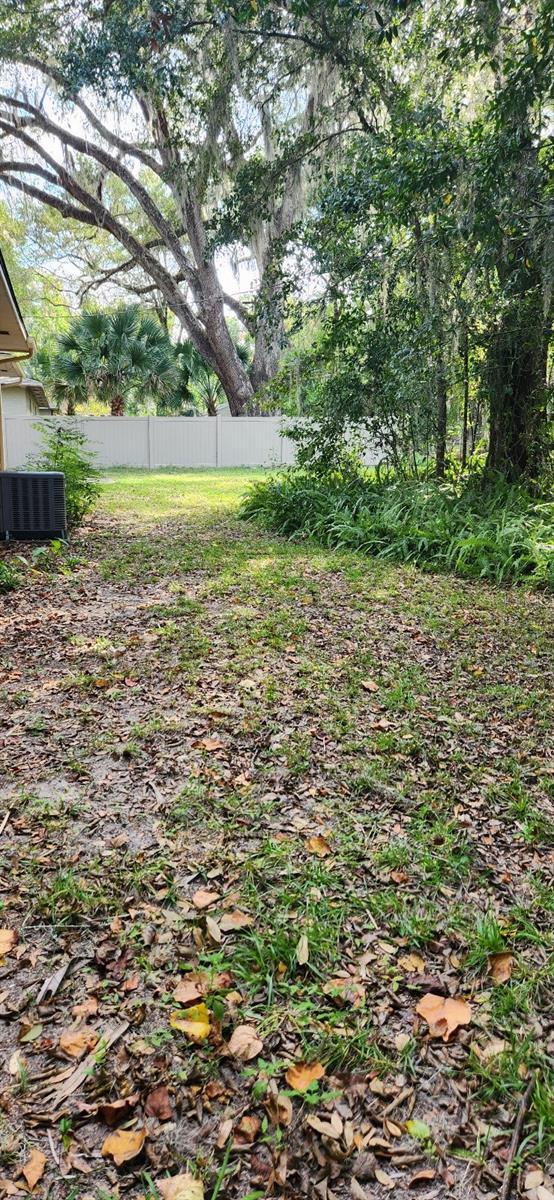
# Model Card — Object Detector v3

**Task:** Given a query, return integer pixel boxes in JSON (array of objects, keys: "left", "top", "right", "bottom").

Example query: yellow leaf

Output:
[
  {"left": 416, "top": 993, "right": 472, "bottom": 1042},
  {"left": 157, "top": 1175, "right": 204, "bottom": 1200},
  {"left": 0, "top": 929, "right": 17, "bottom": 957},
  {"left": 304, "top": 835, "right": 332, "bottom": 857},
  {"left": 59, "top": 1027, "right": 99, "bottom": 1059},
  {"left": 227, "top": 1024, "right": 263, "bottom": 1060},
  {"left": 398, "top": 953, "right": 425, "bottom": 974},
  {"left": 489, "top": 952, "right": 513, "bottom": 984},
  {"left": 21, "top": 1148, "right": 46, "bottom": 1190},
  {"left": 101, "top": 1128, "right": 146, "bottom": 1166},
  {"left": 285, "top": 1061, "right": 325, "bottom": 1092},
  {"left": 170, "top": 1004, "right": 210, "bottom": 1042},
  {"left": 296, "top": 933, "right": 309, "bottom": 965}
]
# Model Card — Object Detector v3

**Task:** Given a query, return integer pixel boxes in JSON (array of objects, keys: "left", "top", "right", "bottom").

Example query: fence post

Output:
[
  {"left": 147, "top": 416, "right": 152, "bottom": 469},
  {"left": 215, "top": 410, "right": 221, "bottom": 467}
]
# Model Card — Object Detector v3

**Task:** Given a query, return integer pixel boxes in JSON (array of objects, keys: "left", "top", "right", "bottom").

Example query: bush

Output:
[
  {"left": 240, "top": 470, "right": 554, "bottom": 591},
  {"left": 0, "top": 560, "right": 19, "bottom": 592},
  {"left": 29, "top": 423, "right": 100, "bottom": 529}
]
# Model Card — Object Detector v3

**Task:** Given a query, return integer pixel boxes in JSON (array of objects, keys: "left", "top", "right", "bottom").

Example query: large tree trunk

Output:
[{"left": 485, "top": 293, "right": 549, "bottom": 483}]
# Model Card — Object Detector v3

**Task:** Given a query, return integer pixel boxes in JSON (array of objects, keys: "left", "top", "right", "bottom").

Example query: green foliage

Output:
[
  {"left": 45, "top": 306, "right": 178, "bottom": 416},
  {"left": 0, "top": 560, "right": 19, "bottom": 592},
  {"left": 241, "top": 471, "right": 554, "bottom": 590},
  {"left": 29, "top": 423, "right": 100, "bottom": 528}
]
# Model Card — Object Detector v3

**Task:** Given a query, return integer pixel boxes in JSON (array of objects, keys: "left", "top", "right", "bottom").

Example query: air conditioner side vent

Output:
[{"left": 0, "top": 471, "right": 67, "bottom": 540}]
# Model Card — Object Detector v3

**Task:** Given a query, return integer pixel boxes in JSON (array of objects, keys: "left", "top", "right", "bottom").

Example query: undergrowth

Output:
[{"left": 240, "top": 471, "right": 554, "bottom": 590}]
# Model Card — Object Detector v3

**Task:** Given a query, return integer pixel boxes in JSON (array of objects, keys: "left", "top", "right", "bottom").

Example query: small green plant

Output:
[
  {"left": 29, "top": 422, "right": 100, "bottom": 529},
  {"left": 0, "top": 559, "right": 18, "bottom": 592}
]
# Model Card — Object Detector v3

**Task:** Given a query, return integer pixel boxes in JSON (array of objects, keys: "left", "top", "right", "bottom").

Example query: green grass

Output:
[{"left": 7, "top": 467, "right": 554, "bottom": 1192}]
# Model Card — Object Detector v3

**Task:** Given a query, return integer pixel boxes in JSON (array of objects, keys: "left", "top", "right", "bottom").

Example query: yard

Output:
[{"left": 2, "top": 468, "right": 554, "bottom": 1200}]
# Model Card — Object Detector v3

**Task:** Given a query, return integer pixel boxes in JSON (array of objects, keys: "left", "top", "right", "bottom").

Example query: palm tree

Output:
[{"left": 49, "top": 306, "right": 178, "bottom": 416}]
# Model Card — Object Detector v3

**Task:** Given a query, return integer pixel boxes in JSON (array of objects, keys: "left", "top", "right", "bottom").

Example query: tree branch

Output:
[{"left": 19, "top": 55, "right": 164, "bottom": 176}]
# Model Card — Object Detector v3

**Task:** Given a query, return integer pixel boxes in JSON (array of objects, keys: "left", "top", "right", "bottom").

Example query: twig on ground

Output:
[{"left": 499, "top": 1073, "right": 536, "bottom": 1200}]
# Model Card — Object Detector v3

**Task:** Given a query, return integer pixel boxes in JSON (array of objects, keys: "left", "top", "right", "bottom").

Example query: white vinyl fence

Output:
[{"left": 3, "top": 413, "right": 299, "bottom": 470}]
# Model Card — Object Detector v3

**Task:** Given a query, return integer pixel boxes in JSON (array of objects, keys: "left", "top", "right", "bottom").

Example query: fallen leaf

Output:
[
  {"left": 233, "top": 1114, "right": 260, "bottom": 1146},
  {"left": 219, "top": 910, "right": 254, "bottom": 932},
  {"left": 267, "top": 1092, "right": 293, "bottom": 1126},
  {"left": 285, "top": 1061, "right": 325, "bottom": 1092},
  {"left": 406, "top": 1119, "right": 431, "bottom": 1141},
  {"left": 0, "top": 926, "right": 17, "bottom": 955},
  {"left": 409, "top": 1169, "right": 436, "bottom": 1186},
  {"left": 19, "top": 1022, "right": 42, "bottom": 1044},
  {"left": 374, "top": 1166, "right": 395, "bottom": 1190},
  {"left": 192, "top": 888, "right": 219, "bottom": 910},
  {"left": 489, "top": 952, "right": 513, "bottom": 984},
  {"left": 205, "top": 915, "right": 221, "bottom": 945},
  {"left": 170, "top": 1004, "right": 210, "bottom": 1042},
  {"left": 98, "top": 1092, "right": 140, "bottom": 1126},
  {"left": 101, "top": 1128, "right": 146, "bottom": 1166},
  {"left": 537, "top": 1188, "right": 554, "bottom": 1200},
  {"left": 398, "top": 953, "right": 425, "bottom": 973},
  {"left": 59, "top": 1027, "right": 99, "bottom": 1059},
  {"left": 173, "top": 978, "right": 204, "bottom": 1007},
  {"left": 21, "top": 1149, "right": 46, "bottom": 1190},
  {"left": 482, "top": 1037, "right": 508, "bottom": 1060},
  {"left": 8, "top": 1050, "right": 25, "bottom": 1076},
  {"left": 145, "top": 1085, "right": 173, "bottom": 1120},
  {"left": 351, "top": 1181, "right": 368, "bottom": 1199},
  {"left": 524, "top": 1169, "right": 544, "bottom": 1190},
  {"left": 361, "top": 678, "right": 379, "bottom": 692},
  {"left": 157, "top": 1174, "right": 204, "bottom": 1200},
  {"left": 227, "top": 1024, "right": 263, "bottom": 1060},
  {"left": 416, "top": 993, "right": 472, "bottom": 1041},
  {"left": 121, "top": 972, "right": 140, "bottom": 993},
  {"left": 304, "top": 835, "right": 332, "bottom": 857},
  {"left": 72, "top": 996, "right": 98, "bottom": 1020},
  {"left": 199, "top": 736, "right": 224, "bottom": 752},
  {"left": 296, "top": 934, "right": 309, "bottom": 964}
]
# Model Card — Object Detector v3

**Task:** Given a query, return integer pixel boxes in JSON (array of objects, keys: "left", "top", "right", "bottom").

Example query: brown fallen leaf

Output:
[
  {"left": 374, "top": 1166, "right": 395, "bottom": 1190},
  {"left": 157, "top": 1174, "right": 204, "bottom": 1200},
  {"left": 121, "top": 972, "right": 140, "bottom": 993},
  {"left": 304, "top": 835, "right": 332, "bottom": 857},
  {"left": 233, "top": 1114, "right": 260, "bottom": 1147},
  {"left": 145, "top": 1085, "right": 173, "bottom": 1120},
  {"left": 173, "top": 978, "right": 205, "bottom": 1007},
  {"left": 409, "top": 1169, "right": 436, "bottom": 1187},
  {"left": 98, "top": 1092, "right": 140, "bottom": 1127},
  {"left": 59, "top": 1027, "right": 99, "bottom": 1060},
  {"left": 101, "top": 1128, "right": 146, "bottom": 1166},
  {"left": 296, "top": 934, "right": 309, "bottom": 964},
  {"left": 227, "top": 1024, "right": 263, "bottom": 1060},
  {"left": 170, "top": 1004, "right": 210, "bottom": 1042},
  {"left": 489, "top": 951, "right": 513, "bottom": 984},
  {"left": 361, "top": 678, "right": 379, "bottom": 692},
  {"left": 0, "top": 929, "right": 17, "bottom": 957},
  {"left": 192, "top": 888, "right": 220, "bottom": 911},
  {"left": 266, "top": 1091, "right": 293, "bottom": 1126},
  {"left": 416, "top": 993, "right": 472, "bottom": 1042},
  {"left": 398, "top": 953, "right": 426, "bottom": 974},
  {"left": 199, "top": 736, "right": 224, "bottom": 752},
  {"left": 21, "top": 1148, "right": 46, "bottom": 1190},
  {"left": 219, "top": 910, "right": 254, "bottom": 932},
  {"left": 72, "top": 996, "right": 98, "bottom": 1021},
  {"left": 205, "top": 915, "right": 222, "bottom": 945},
  {"left": 285, "top": 1061, "right": 325, "bottom": 1092}
]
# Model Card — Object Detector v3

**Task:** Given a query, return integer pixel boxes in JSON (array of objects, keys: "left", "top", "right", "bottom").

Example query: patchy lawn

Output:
[{"left": 1, "top": 467, "right": 554, "bottom": 1200}]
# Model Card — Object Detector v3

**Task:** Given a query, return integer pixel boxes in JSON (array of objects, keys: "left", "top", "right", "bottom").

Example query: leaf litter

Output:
[{"left": 1, "top": 471, "right": 554, "bottom": 1198}]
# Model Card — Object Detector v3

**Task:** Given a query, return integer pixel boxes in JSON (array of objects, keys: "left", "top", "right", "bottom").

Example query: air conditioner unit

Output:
[{"left": 0, "top": 471, "right": 67, "bottom": 541}]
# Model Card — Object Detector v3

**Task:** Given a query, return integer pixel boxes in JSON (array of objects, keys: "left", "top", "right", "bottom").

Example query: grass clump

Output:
[
  {"left": 241, "top": 471, "right": 554, "bottom": 590},
  {"left": 0, "top": 559, "right": 18, "bottom": 592}
]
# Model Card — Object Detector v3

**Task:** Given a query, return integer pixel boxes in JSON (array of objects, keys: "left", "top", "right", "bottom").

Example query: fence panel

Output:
[
  {"left": 2, "top": 412, "right": 380, "bottom": 470},
  {"left": 149, "top": 417, "right": 217, "bottom": 467}
]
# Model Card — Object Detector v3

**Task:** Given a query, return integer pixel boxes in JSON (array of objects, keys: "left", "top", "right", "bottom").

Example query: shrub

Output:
[
  {"left": 240, "top": 470, "right": 554, "bottom": 591},
  {"left": 29, "top": 423, "right": 100, "bottom": 529}
]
